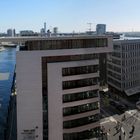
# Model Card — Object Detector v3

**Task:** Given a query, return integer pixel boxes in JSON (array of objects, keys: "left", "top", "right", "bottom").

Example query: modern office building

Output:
[
  {"left": 40, "top": 28, "right": 45, "bottom": 36},
  {"left": 44, "top": 22, "right": 47, "bottom": 34},
  {"left": 16, "top": 35, "right": 113, "bottom": 140},
  {"left": 96, "top": 24, "right": 106, "bottom": 35},
  {"left": 40, "top": 22, "right": 47, "bottom": 36},
  {"left": 7, "top": 29, "right": 13, "bottom": 37},
  {"left": 7, "top": 28, "right": 16, "bottom": 37},
  {"left": 53, "top": 27, "right": 58, "bottom": 36},
  {"left": 20, "top": 30, "right": 38, "bottom": 36},
  {"left": 107, "top": 39, "right": 140, "bottom": 99}
]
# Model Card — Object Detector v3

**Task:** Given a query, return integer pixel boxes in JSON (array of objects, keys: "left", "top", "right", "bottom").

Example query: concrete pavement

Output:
[{"left": 100, "top": 108, "right": 140, "bottom": 140}]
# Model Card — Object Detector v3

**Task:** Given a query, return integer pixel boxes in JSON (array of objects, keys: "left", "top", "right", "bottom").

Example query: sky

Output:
[{"left": 0, "top": 0, "right": 140, "bottom": 33}]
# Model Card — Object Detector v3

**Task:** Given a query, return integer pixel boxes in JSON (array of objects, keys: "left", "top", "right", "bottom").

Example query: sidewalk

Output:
[
  {"left": 118, "top": 96, "right": 136, "bottom": 108},
  {"left": 109, "top": 92, "right": 136, "bottom": 108}
]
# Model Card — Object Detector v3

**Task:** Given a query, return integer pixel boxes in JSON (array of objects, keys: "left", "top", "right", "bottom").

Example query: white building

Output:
[
  {"left": 107, "top": 39, "right": 140, "bottom": 97},
  {"left": 96, "top": 24, "right": 106, "bottom": 35},
  {"left": 16, "top": 35, "right": 113, "bottom": 140}
]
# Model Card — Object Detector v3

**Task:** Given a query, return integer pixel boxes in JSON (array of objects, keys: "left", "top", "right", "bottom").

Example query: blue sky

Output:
[{"left": 0, "top": 0, "right": 140, "bottom": 33}]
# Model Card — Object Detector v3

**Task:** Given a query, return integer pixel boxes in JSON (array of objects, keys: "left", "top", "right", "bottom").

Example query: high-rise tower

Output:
[{"left": 44, "top": 22, "right": 46, "bottom": 33}]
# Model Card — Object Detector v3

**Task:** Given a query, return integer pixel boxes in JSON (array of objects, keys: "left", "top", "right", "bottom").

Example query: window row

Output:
[
  {"left": 62, "top": 65, "right": 99, "bottom": 76},
  {"left": 122, "top": 52, "right": 140, "bottom": 58},
  {"left": 122, "top": 59, "right": 140, "bottom": 66},
  {"left": 63, "top": 127, "right": 100, "bottom": 140},
  {"left": 107, "top": 77, "right": 121, "bottom": 88},
  {"left": 112, "top": 58, "right": 121, "bottom": 65},
  {"left": 42, "top": 54, "right": 99, "bottom": 64},
  {"left": 63, "top": 102, "right": 99, "bottom": 116},
  {"left": 107, "top": 64, "right": 121, "bottom": 73},
  {"left": 63, "top": 90, "right": 98, "bottom": 103},
  {"left": 107, "top": 70, "right": 121, "bottom": 81},
  {"left": 63, "top": 77, "right": 99, "bottom": 89},
  {"left": 26, "top": 38, "right": 108, "bottom": 50},
  {"left": 112, "top": 52, "right": 121, "bottom": 58},
  {"left": 122, "top": 44, "right": 140, "bottom": 51},
  {"left": 63, "top": 114, "right": 99, "bottom": 128},
  {"left": 123, "top": 80, "right": 140, "bottom": 89},
  {"left": 122, "top": 66, "right": 140, "bottom": 73},
  {"left": 113, "top": 45, "right": 120, "bottom": 50}
]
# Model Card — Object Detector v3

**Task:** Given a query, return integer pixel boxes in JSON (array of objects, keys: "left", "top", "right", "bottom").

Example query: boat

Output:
[
  {"left": 0, "top": 47, "right": 5, "bottom": 52},
  {"left": 3, "top": 43, "right": 17, "bottom": 48},
  {"left": 1, "top": 42, "right": 17, "bottom": 48}
]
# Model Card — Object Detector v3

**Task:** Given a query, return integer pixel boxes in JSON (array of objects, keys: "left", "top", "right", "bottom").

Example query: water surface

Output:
[{"left": 0, "top": 47, "right": 16, "bottom": 139}]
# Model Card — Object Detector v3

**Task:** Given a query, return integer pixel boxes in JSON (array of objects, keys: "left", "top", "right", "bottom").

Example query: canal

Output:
[{"left": 0, "top": 47, "right": 16, "bottom": 139}]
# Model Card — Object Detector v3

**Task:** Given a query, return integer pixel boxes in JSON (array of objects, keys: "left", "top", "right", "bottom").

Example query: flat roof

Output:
[
  {"left": 125, "top": 86, "right": 140, "bottom": 96},
  {"left": 25, "top": 35, "right": 112, "bottom": 41},
  {"left": 0, "top": 35, "right": 113, "bottom": 41},
  {"left": 114, "top": 39, "right": 140, "bottom": 44}
]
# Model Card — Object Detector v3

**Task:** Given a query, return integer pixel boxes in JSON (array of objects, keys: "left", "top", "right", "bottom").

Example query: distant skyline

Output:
[{"left": 1, "top": 0, "right": 140, "bottom": 33}]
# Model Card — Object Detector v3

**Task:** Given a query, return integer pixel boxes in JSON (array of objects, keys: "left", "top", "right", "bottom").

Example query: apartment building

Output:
[
  {"left": 16, "top": 35, "right": 113, "bottom": 140},
  {"left": 107, "top": 39, "right": 140, "bottom": 98}
]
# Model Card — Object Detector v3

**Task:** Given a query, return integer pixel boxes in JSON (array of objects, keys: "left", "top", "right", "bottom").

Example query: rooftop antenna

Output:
[{"left": 87, "top": 23, "right": 92, "bottom": 32}]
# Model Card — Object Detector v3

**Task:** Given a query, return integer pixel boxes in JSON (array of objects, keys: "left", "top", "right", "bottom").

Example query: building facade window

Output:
[
  {"left": 63, "top": 114, "right": 99, "bottom": 128},
  {"left": 63, "top": 127, "right": 100, "bottom": 140},
  {"left": 62, "top": 65, "right": 99, "bottom": 76},
  {"left": 63, "top": 90, "right": 98, "bottom": 103},
  {"left": 63, "top": 102, "right": 99, "bottom": 116},
  {"left": 26, "top": 38, "right": 108, "bottom": 50},
  {"left": 63, "top": 77, "right": 98, "bottom": 90}
]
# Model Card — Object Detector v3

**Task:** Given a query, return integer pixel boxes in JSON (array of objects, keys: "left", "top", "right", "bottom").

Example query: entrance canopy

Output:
[{"left": 125, "top": 86, "right": 140, "bottom": 96}]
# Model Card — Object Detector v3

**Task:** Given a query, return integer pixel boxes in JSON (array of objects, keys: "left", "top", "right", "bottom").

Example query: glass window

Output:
[
  {"left": 63, "top": 90, "right": 98, "bottom": 103},
  {"left": 63, "top": 114, "right": 99, "bottom": 128},
  {"left": 62, "top": 65, "right": 99, "bottom": 76},
  {"left": 63, "top": 102, "right": 99, "bottom": 116},
  {"left": 63, "top": 127, "right": 100, "bottom": 140},
  {"left": 63, "top": 77, "right": 98, "bottom": 89}
]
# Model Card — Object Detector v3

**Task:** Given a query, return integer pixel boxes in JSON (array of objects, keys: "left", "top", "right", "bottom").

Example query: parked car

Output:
[
  {"left": 109, "top": 100, "right": 119, "bottom": 107},
  {"left": 116, "top": 104, "right": 127, "bottom": 112},
  {"left": 109, "top": 100, "right": 117, "bottom": 106}
]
